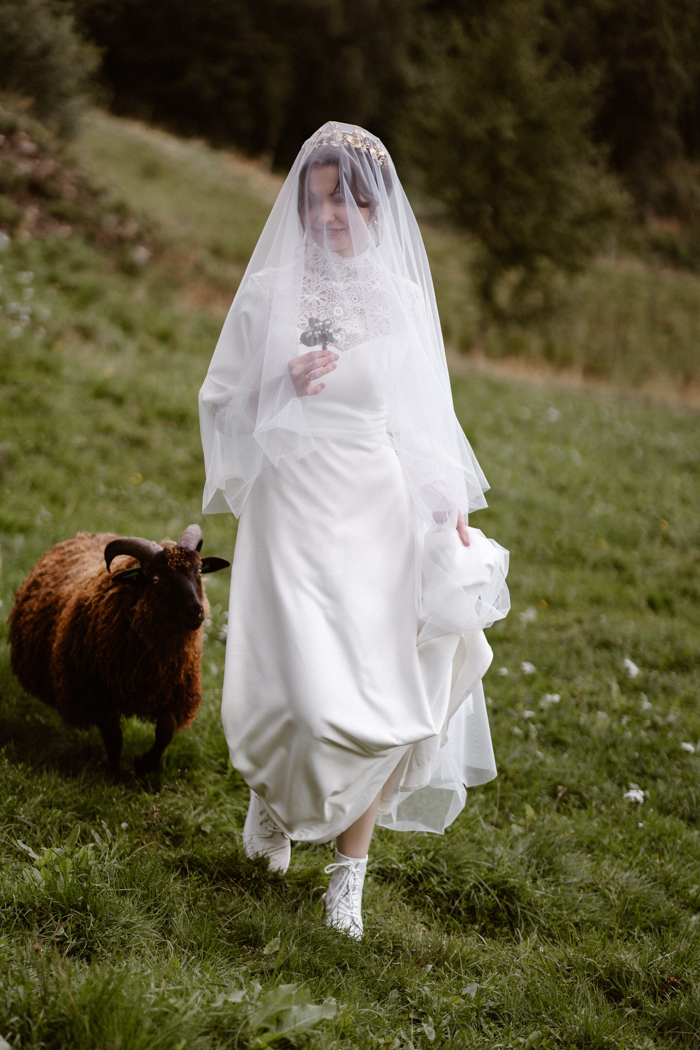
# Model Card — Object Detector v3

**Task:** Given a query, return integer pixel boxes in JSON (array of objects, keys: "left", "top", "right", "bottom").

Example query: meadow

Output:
[{"left": 1, "top": 112, "right": 700, "bottom": 1050}]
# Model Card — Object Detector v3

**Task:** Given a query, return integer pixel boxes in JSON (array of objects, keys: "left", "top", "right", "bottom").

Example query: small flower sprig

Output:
[{"left": 300, "top": 317, "right": 342, "bottom": 351}]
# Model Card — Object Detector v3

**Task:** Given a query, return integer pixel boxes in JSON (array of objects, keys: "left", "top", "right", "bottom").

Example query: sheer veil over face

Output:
[{"left": 199, "top": 121, "right": 508, "bottom": 634}]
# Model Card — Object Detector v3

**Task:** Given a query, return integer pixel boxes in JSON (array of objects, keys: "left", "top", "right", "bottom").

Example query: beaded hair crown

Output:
[{"left": 302, "top": 121, "right": 389, "bottom": 167}]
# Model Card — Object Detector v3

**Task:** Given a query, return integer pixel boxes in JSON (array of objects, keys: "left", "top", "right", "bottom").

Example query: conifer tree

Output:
[
  {"left": 406, "top": 0, "right": 627, "bottom": 322},
  {"left": 544, "top": 0, "right": 700, "bottom": 216},
  {"left": 71, "top": 0, "right": 419, "bottom": 167}
]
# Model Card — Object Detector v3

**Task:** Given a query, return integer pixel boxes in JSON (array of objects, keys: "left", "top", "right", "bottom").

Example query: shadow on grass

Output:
[{"left": 0, "top": 643, "right": 172, "bottom": 787}]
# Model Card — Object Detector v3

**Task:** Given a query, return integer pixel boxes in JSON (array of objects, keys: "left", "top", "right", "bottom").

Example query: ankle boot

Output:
[{"left": 322, "top": 850, "right": 367, "bottom": 939}]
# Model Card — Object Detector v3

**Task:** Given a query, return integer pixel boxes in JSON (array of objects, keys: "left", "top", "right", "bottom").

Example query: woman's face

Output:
[{"left": 305, "top": 164, "right": 371, "bottom": 257}]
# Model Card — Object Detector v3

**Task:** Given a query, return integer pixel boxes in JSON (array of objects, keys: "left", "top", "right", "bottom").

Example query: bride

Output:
[{"left": 199, "top": 121, "right": 509, "bottom": 939}]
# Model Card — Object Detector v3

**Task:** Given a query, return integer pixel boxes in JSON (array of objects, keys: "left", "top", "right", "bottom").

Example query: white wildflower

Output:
[
  {"left": 522, "top": 710, "right": 536, "bottom": 719},
  {"left": 521, "top": 661, "right": 536, "bottom": 675},
  {"left": 497, "top": 667, "right": 509, "bottom": 676},
  {"left": 519, "top": 607, "right": 538, "bottom": 624},
  {"left": 623, "top": 658, "right": 640, "bottom": 678},
  {"left": 131, "top": 245, "right": 151, "bottom": 264},
  {"left": 681, "top": 742, "right": 695, "bottom": 754},
  {"left": 623, "top": 788, "right": 645, "bottom": 804},
  {"left": 0, "top": 231, "right": 10, "bottom": 250},
  {"left": 18, "top": 271, "right": 34, "bottom": 283},
  {"left": 511, "top": 726, "right": 524, "bottom": 737},
  {"left": 545, "top": 407, "right": 561, "bottom": 422},
  {"left": 540, "top": 693, "right": 561, "bottom": 707}
]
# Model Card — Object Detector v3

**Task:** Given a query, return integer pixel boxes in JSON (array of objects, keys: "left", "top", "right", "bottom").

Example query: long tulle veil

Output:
[{"left": 199, "top": 120, "right": 509, "bottom": 634}]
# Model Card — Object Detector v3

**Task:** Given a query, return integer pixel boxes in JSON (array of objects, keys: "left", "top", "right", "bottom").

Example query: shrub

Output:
[{"left": 0, "top": 0, "right": 98, "bottom": 137}]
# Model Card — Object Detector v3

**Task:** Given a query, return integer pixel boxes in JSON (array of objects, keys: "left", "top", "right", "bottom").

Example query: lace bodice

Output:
[{"left": 251, "top": 244, "right": 421, "bottom": 353}]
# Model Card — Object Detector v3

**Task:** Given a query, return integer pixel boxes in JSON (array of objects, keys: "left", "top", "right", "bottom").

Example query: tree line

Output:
[{"left": 3, "top": 0, "right": 700, "bottom": 316}]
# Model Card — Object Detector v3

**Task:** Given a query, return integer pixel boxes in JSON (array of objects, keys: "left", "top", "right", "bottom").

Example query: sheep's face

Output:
[
  {"left": 149, "top": 548, "right": 207, "bottom": 630},
  {"left": 113, "top": 547, "right": 230, "bottom": 631}
]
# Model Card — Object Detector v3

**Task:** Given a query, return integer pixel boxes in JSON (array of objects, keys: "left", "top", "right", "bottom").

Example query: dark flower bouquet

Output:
[{"left": 300, "top": 317, "right": 342, "bottom": 351}]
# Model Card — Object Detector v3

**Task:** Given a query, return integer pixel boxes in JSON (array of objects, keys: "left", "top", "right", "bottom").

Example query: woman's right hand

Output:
[{"left": 289, "top": 347, "right": 338, "bottom": 396}]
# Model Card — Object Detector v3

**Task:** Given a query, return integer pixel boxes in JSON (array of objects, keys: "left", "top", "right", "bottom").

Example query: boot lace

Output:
[{"left": 258, "top": 810, "right": 278, "bottom": 838}]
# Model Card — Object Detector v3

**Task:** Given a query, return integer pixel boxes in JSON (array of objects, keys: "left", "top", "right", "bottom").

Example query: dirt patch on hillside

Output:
[
  {"left": 0, "top": 99, "right": 153, "bottom": 259},
  {"left": 447, "top": 349, "right": 700, "bottom": 410}
]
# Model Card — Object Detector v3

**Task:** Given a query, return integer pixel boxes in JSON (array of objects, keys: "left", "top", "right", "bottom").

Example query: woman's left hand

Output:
[{"left": 457, "top": 510, "right": 469, "bottom": 547}]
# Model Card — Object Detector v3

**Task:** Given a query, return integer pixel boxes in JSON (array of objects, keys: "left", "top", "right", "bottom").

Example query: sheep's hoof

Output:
[{"left": 134, "top": 753, "right": 160, "bottom": 776}]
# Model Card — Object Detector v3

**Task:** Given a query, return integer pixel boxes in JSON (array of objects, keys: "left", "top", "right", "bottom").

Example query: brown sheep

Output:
[{"left": 8, "top": 524, "right": 229, "bottom": 778}]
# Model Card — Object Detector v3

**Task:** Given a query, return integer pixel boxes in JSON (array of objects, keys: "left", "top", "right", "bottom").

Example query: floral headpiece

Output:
[{"left": 302, "top": 121, "right": 389, "bottom": 167}]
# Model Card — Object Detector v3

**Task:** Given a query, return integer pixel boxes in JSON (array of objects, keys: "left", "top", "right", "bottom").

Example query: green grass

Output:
[
  {"left": 77, "top": 112, "right": 278, "bottom": 302},
  {"left": 475, "top": 261, "right": 700, "bottom": 387},
  {"left": 1, "top": 111, "right": 700, "bottom": 1049}
]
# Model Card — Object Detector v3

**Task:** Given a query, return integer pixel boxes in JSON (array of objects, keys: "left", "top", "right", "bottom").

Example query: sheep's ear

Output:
[
  {"left": 200, "top": 557, "right": 230, "bottom": 574},
  {"left": 112, "top": 566, "right": 145, "bottom": 585}
]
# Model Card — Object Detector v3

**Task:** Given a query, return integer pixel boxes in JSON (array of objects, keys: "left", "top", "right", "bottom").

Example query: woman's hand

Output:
[
  {"left": 289, "top": 347, "right": 338, "bottom": 397},
  {"left": 457, "top": 510, "right": 469, "bottom": 547}
]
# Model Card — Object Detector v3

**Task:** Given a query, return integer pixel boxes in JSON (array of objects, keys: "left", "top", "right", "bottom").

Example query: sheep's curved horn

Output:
[
  {"left": 104, "top": 537, "right": 164, "bottom": 572},
  {"left": 177, "top": 524, "right": 203, "bottom": 552}
]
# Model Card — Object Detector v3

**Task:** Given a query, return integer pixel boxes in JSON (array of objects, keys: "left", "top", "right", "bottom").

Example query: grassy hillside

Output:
[
  {"left": 1, "top": 111, "right": 700, "bottom": 1050},
  {"left": 80, "top": 112, "right": 700, "bottom": 392}
]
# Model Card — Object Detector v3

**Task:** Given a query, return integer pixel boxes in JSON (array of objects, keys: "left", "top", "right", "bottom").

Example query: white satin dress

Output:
[{"left": 221, "top": 325, "right": 498, "bottom": 844}]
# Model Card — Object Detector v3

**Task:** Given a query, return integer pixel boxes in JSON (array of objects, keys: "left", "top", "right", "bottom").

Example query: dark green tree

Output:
[
  {"left": 0, "top": 0, "right": 98, "bottom": 136},
  {"left": 70, "top": 0, "right": 421, "bottom": 167},
  {"left": 543, "top": 0, "right": 700, "bottom": 216},
  {"left": 406, "top": 0, "right": 627, "bottom": 324}
]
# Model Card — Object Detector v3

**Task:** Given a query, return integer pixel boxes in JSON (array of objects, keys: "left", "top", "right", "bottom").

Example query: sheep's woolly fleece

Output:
[{"left": 9, "top": 531, "right": 206, "bottom": 731}]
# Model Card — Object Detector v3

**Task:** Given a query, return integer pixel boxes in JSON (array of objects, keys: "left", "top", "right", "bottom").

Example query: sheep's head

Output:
[{"left": 104, "top": 525, "right": 230, "bottom": 631}]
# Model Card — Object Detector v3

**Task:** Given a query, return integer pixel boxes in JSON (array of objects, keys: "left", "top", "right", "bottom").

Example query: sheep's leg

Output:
[
  {"left": 134, "top": 712, "right": 177, "bottom": 775},
  {"left": 97, "top": 714, "right": 123, "bottom": 780}
]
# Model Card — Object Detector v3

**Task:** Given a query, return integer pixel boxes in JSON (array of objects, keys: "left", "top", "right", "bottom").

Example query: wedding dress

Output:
[{"left": 200, "top": 122, "right": 509, "bottom": 842}]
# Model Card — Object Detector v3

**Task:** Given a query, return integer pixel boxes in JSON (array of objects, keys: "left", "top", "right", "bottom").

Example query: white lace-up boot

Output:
[
  {"left": 243, "top": 790, "right": 291, "bottom": 873},
  {"left": 322, "top": 850, "right": 367, "bottom": 939}
]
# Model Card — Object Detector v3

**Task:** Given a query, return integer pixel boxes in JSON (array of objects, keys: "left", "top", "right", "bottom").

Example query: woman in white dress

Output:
[{"left": 199, "top": 121, "right": 509, "bottom": 939}]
